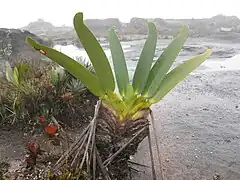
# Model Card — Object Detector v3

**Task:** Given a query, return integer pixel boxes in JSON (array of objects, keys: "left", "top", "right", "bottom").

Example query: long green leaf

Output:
[
  {"left": 16, "top": 62, "right": 29, "bottom": 82},
  {"left": 150, "top": 49, "right": 212, "bottom": 103},
  {"left": 73, "top": 12, "right": 115, "bottom": 93},
  {"left": 108, "top": 28, "right": 129, "bottom": 96},
  {"left": 143, "top": 25, "right": 189, "bottom": 97},
  {"left": 132, "top": 22, "right": 158, "bottom": 93},
  {"left": 25, "top": 37, "right": 103, "bottom": 97},
  {"left": 13, "top": 67, "right": 20, "bottom": 87},
  {"left": 50, "top": 68, "right": 59, "bottom": 86}
]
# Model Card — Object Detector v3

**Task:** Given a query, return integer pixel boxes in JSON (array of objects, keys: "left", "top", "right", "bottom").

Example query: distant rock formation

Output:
[
  {"left": 210, "top": 14, "right": 240, "bottom": 28},
  {"left": 124, "top": 18, "right": 148, "bottom": 34},
  {"left": 124, "top": 17, "right": 170, "bottom": 35},
  {"left": 22, "top": 18, "right": 123, "bottom": 45},
  {"left": 85, "top": 18, "right": 123, "bottom": 36},
  {"left": 21, "top": 14, "right": 240, "bottom": 45},
  {"left": 23, "top": 19, "right": 55, "bottom": 36},
  {"left": 22, "top": 19, "right": 74, "bottom": 46}
]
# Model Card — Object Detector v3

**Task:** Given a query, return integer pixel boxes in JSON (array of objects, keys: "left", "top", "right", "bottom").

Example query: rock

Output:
[
  {"left": 85, "top": 18, "right": 122, "bottom": 36},
  {"left": 22, "top": 19, "right": 75, "bottom": 46},
  {"left": 21, "top": 19, "right": 55, "bottom": 35},
  {"left": 0, "top": 28, "right": 51, "bottom": 59},
  {"left": 154, "top": 18, "right": 167, "bottom": 28},
  {"left": 124, "top": 18, "right": 148, "bottom": 34},
  {"left": 213, "top": 172, "right": 221, "bottom": 180},
  {"left": 211, "top": 15, "right": 240, "bottom": 28},
  {"left": 21, "top": 14, "right": 240, "bottom": 44},
  {"left": 0, "top": 28, "right": 51, "bottom": 71}
]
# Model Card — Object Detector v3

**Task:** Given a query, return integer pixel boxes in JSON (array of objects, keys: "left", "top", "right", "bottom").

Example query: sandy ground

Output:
[
  {"left": 133, "top": 70, "right": 240, "bottom": 180},
  {"left": 1, "top": 70, "right": 240, "bottom": 180}
]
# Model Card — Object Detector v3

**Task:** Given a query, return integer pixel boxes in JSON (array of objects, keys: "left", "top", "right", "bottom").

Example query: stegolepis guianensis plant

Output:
[
  {"left": 26, "top": 13, "right": 212, "bottom": 122},
  {"left": 25, "top": 12, "right": 212, "bottom": 179}
]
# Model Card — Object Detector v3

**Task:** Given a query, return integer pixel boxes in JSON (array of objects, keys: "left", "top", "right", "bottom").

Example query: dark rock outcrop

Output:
[{"left": 0, "top": 28, "right": 52, "bottom": 69}]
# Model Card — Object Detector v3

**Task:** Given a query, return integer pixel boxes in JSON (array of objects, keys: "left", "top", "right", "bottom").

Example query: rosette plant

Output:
[{"left": 26, "top": 12, "right": 212, "bottom": 179}]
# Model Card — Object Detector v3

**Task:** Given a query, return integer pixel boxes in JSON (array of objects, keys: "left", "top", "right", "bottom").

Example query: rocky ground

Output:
[
  {"left": 1, "top": 70, "right": 240, "bottom": 179},
  {"left": 1, "top": 31, "right": 240, "bottom": 179}
]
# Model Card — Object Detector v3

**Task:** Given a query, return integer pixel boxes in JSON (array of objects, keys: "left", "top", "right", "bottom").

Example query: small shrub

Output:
[{"left": 0, "top": 59, "right": 97, "bottom": 129}]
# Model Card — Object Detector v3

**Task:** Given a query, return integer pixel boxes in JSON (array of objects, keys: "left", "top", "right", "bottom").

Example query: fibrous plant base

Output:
[{"left": 52, "top": 101, "right": 150, "bottom": 180}]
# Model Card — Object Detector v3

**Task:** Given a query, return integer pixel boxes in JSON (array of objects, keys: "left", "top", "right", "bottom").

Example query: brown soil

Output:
[{"left": 0, "top": 90, "right": 98, "bottom": 179}]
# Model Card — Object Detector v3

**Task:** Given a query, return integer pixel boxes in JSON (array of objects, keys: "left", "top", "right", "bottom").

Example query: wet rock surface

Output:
[{"left": 133, "top": 70, "right": 240, "bottom": 180}]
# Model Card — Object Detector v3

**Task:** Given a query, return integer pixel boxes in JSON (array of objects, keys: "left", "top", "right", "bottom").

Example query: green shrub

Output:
[{"left": 0, "top": 59, "right": 97, "bottom": 128}]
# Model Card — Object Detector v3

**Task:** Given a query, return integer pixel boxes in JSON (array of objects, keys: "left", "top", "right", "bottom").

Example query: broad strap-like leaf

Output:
[
  {"left": 150, "top": 49, "right": 212, "bottom": 103},
  {"left": 143, "top": 25, "right": 189, "bottom": 97},
  {"left": 124, "top": 84, "right": 135, "bottom": 102},
  {"left": 73, "top": 12, "right": 115, "bottom": 93},
  {"left": 108, "top": 28, "right": 129, "bottom": 96},
  {"left": 25, "top": 37, "right": 103, "bottom": 97},
  {"left": 123, "top": 84, "right": 137, "bottom": 108},
  {"left": 132, "top": 22, "right": 158, "bottom": 94}
]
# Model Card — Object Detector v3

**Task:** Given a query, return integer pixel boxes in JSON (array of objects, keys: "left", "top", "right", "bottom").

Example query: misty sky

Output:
[{"left": 0, "top": 0, "right": 239, "bottom": 28}]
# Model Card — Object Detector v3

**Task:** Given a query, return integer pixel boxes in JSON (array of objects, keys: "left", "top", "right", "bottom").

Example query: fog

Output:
[{"left": 0, "top": 0, "right": 239, "bottom": 28}]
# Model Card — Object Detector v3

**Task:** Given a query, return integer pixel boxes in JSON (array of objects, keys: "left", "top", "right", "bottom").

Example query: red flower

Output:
[
  {"left": 39, "top": 115, "right": 45, "bottom": 123},
  {"left": 44, "top": 123, "right": 57, "bottom": 135},
  {"left": 27, "top": 140, "right": 40, "bottom": 155}
]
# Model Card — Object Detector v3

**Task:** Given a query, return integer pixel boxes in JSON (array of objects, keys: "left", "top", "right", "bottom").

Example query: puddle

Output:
[{"left": 203, "top": 54, "right": 240, "bottom": 72}]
